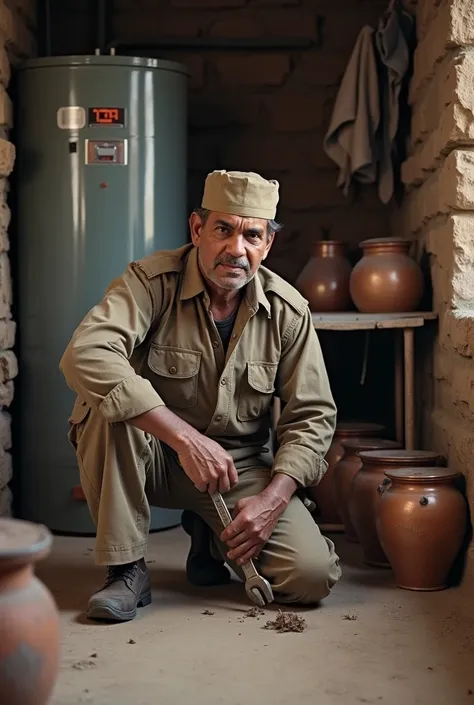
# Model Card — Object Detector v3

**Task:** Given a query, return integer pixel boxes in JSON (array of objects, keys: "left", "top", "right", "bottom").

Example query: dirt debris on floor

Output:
[
  {"left": 202, "top": 609, "right": 215, "bottom": 615},
  {"left": 263, "top": 609, "right": 307, "bottom": 633},
  {"left": 342, "top": 613, "right": 358, "bottom": 621}
]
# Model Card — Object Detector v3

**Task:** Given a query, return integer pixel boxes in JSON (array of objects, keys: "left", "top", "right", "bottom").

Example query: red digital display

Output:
[{"left": 88, "top": 107, "right": 125, "bottom": 126}]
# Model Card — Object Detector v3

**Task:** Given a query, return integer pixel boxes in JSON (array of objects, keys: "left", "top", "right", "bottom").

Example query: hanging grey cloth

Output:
[
  {"left": 375, "top": 0, "right": 414, "bottom": 203},
  {"left": 323, "top": 26, "right": 381, "bottom": 195}
]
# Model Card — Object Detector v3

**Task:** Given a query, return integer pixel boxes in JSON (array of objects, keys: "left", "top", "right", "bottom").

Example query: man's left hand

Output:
[{"left": 220, "top": 493, "right": 285, "bottom": 565}]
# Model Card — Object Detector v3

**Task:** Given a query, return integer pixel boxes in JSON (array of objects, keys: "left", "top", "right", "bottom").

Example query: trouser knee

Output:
[{"left": 271, "top": 552, "right": 342, "bottom": 606}]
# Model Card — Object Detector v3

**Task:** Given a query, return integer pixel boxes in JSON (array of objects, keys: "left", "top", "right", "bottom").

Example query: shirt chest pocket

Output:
[
  {"left": 237, "top": 362, "right": 278, "bottom": 422},
  {"left": 147, "top": 345, "right": 201, "bottom": 409}
]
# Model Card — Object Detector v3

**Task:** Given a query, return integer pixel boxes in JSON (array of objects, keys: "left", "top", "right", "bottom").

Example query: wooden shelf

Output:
[{"left": 312, "top": 312, "right": 437, "bottom": 331}]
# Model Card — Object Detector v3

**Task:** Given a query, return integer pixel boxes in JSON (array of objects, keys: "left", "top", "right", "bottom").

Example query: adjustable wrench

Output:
[{"left": 209, "top": 491, "right": 274, "bottom": 607}]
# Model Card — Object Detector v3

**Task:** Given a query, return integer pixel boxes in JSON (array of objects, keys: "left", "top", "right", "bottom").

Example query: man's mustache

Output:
[{"left": 214, "top": 255, "right": 250, "bottom": 272}]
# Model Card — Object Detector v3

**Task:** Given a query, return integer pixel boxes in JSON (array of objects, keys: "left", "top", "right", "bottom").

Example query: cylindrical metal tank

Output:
[{"left": 15, "top": 55, "right": 189, "bottom": 534}]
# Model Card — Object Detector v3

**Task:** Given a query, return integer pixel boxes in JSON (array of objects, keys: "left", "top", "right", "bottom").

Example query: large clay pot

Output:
[
  {"left": 376, "top": 468, "right": 467, "bottom": 591},
  {"left": 349, "top": 237, "right": 424, "bottom": 313},
  {"left": 309, "top": 421, "right": 385, "bottom": 532},
  {"left": 0, "top": 518, "right": 60, "bottom": 705},
  {"left": 333, "top": 437, "right": 402, "bottom": 542},
  {"left": 295, "top": 240, "right": 353, "bottom": 312},
  {"left": 348, "top": 449, "right": 441, "bottom": 567}
]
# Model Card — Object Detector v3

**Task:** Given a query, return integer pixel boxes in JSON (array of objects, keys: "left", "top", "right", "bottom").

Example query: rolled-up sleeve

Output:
[
  {"left": 59, "top": 264, "right": 166, "bottom": 423},
  {"left": 273, "top": 307, "right": 337, "bottom": 488}
]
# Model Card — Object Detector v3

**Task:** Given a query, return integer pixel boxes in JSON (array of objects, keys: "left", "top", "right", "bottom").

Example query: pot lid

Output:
[
  {"left": 358, "top": 449, "right": 441, "bottom": 464},
  {"left": 335, "top": 422, "right": 385, "bottom": 437},
  {"left": 384, "top": 467, "right": 460, "bottom": 483},
  {"left": 0, "top": 518, "right": 52, "bottom": 564},
  {"left": 341, "top": 438, "right": 401, "bottom": 452}
]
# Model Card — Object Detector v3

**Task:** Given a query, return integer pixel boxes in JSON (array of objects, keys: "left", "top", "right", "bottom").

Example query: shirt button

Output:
[
  {"left": 212, "top": 340, "right": 219, "bottom": 348},
  {"left": 232, "top": 333, "right": 237, "bottom": 339},
  {"left": 220, "top": 378, "right": 227, "bottom": 386},
  {"left": 215, "top": 415, "right": 222, "bottom": 422},
  {"left": 169, "top": 366, "right": 177, "bottom": 374}
]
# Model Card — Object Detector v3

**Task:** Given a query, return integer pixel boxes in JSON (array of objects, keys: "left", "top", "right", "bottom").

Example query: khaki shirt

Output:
[{"left": 60, "top": 244, "right": 336, "bottom": 488}]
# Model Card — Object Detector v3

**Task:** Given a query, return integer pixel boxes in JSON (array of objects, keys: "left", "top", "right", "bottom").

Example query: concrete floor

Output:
[{"left": 37, "top": 526, "right": 474, "bottom": 705}]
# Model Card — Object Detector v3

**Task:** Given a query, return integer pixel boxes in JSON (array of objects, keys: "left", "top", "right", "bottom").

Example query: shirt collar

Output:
[{"left": 179, "top": 245, "right": 271, "bottom": 318}]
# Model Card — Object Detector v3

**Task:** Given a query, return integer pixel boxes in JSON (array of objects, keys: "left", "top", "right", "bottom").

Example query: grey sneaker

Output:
[{"left": 87, "top": 558, "right": 151, "bottom": 622}]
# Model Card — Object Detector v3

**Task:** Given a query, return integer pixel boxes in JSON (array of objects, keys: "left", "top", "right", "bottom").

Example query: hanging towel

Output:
[
  {"left": 375, "top": 0, "right": 414, "bottom": 203},
  {"left": 323, "top": 26, "right": 380, "bottom": 195}
]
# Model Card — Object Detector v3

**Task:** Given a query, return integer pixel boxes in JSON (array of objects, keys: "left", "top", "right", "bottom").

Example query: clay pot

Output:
[
  {"left": 309, "top": 421, "right": 385, "bottom": 531},
  {"left": 349, "top": 237, "right": 424, "bottom": 313},
  {"left": 376, "top": 468, "right": 467, "bottom": 591},
  {"left": 0, "top": 518, "right": 60, "bottom": 705},
  {"left": 295, "top": 240, "right": 353, "bottom": 312},
  {"left": 333, "top": 437, "right": 402, "bottom": 542},
  {"left": 348, "top": 449, "right": 441, "bottom": 567}
]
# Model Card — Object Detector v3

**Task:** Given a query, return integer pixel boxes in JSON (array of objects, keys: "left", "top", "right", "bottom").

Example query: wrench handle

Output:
[
  {"left": 209, "top": 492, "right": 259, "bottom": 578},
  {"left": 209, "top": 491, "right": 233, "bottom": 527}
]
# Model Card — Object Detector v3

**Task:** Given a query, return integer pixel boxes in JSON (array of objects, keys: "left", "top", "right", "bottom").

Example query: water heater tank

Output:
[{"left": 15, "top": 55, "right": 189, "bottom": 534}]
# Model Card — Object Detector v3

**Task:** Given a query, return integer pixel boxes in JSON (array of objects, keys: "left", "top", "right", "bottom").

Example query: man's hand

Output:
[
  {"left": 129, "top": 406, "right": 238, "bottom": 494},
  {"left": 177, "top": 435, "right": 238, "bottom": 494},
  {"left": 220, "top": 494, "right": 283, "bottom": 565},
  {"left": 220, "top": 474, "right": 298, "bottom": 565}
]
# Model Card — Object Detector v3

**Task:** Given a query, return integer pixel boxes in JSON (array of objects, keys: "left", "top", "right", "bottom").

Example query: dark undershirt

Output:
[{"left": 214, "top": 308, "right": 238, "bottom": 353}]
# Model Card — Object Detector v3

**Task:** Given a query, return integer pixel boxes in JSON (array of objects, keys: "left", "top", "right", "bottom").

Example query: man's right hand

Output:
[
  {"left": 129, "top": 406, "right": 238, "bottom": 494},
  {"left": 177, "top": 433, "right": 238, "bottom": 494}
]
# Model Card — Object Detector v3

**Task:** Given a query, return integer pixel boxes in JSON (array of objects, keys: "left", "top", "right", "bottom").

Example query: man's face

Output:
[{"left": 189, "top": 211, "right": 275, "bottom": 292}]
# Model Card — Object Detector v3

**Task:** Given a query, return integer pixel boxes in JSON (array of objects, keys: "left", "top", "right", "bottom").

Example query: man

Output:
[{"left": 60, "top": 169, "right": 341, "bottom": 623}]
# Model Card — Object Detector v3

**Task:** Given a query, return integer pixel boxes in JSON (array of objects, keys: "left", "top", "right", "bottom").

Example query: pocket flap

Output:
[
  {"left": 247, "top": 362, "right": 277, "bottom": 393},
  {"left": 148, "top": 346, "right": 201, "bottom": 379},
  {"left": 68, "top": 398, "right": 90, "bottom": 424}
]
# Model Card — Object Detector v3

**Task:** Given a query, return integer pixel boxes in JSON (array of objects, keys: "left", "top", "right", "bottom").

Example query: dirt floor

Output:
[{"left": 38, "top": 526, "right": 474, "bottom": 705}]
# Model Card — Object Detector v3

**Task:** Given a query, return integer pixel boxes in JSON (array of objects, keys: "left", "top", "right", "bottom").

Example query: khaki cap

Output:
[{"left": 201, "top": 170, "right": 279, "bottom": 220}]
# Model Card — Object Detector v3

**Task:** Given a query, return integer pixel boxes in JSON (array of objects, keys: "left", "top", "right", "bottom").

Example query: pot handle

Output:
[{"left": 377, "top": 484, "right": 386, "bottom": 494}]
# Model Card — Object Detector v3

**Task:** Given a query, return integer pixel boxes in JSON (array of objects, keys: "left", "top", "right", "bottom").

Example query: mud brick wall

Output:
[
  {"left": 0, "top": 0, "right": 36, "bottom": 516},
  {"left": 52, "top": 0, "right": 393, "bottom": 285},
  {"left": 395, "top": 0, "right": 474, "bottom": 574}
]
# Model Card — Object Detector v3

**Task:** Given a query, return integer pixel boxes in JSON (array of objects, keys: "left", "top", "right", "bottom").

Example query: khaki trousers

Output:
[{"left": 70, "top": 407, "right": 342, "bottom": 605}]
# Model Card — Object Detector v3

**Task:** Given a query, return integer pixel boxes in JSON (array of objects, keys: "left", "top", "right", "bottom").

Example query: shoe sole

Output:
[{"left": 87, "top": 591, "right": 152, "bottom": 622}]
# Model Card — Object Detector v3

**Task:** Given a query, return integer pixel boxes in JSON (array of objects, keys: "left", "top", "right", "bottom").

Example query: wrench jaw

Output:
[{"left": 245, "top": 576, "right": 274, "bottom": 607}]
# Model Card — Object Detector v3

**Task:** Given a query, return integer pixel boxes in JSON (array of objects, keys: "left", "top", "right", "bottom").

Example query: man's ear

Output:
[{"left": 189, "top": 212, "right": 202, "bottom": 247}]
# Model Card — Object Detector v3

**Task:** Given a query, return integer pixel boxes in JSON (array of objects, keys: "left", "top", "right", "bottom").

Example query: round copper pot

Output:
[
  {"left": 295, "top": 240, "right": 353, "bottom": 312},
  {"left": 333, "top": 437, "right": 402, "bottom": 542},
  {"left": 349, "top": 237, "right": 424, "bottom": 313},
  {"left": 0, "top": 518, "right": 60, "bottom": 705},
  {"left": 348, "top": 449, "right": 441, "bottom": 567},
  {"left": 309, "top": 421, "right": 385, "bottom": 532},
  {"left": 376, "top": 468, "right": 467, "bottom": 591}
]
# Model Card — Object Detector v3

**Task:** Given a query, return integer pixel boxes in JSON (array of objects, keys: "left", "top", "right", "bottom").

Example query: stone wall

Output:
[
  {"left": 51, "top": 0, "right": 393, "bottom": 284},
  {"left": 0, "top": 0, "right": 36, "bottom": 516},
  {"left": 395, "top": 0, "right": 474, "bottom": 572}
]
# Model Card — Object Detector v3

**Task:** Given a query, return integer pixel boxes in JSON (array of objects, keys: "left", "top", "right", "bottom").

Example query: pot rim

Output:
[
  {"left": 383, "top": 467, "right": 460, "bottom": 483},
  {"left": 0, "top": 518, "right": 52, "bottom": 565},
  {"left": 340, "top": 438, "right": 401, "bottom": 452},
  {"left": 358, "top": 449, "right": 441, "bottom": 465},
  {"left": 359, "top": 237, "right": 413, "bottom": 250},
  {"left": 335, "top": 422, "right": 385, "bottom": 438}
]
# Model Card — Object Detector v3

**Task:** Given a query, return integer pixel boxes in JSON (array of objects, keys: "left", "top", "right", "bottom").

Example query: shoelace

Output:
[{"left": 104, "top": 563, "right": 139, "bottom": 589}]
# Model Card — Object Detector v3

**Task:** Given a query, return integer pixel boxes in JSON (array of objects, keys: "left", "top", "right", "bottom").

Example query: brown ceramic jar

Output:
[
  {"left": 348, "top": 449, "right": 441, "bottom": 567},
  {"left": 333, "top": 437, "right": 402, "bottom": 542},
  {"left": 349, "top": 237, "right": 424, "bottom": 313},
  {"left": 295, "top": 240, "right": 353, "bottom": 312},
  {"left": 0, "top": 518, "right": 60, "bottom": 705},
  {"left": 376, "top": 468, "right": 467, "bottom": 591},
  {"left": 309, "top": 421, "right": 385, "bottom": 531}
]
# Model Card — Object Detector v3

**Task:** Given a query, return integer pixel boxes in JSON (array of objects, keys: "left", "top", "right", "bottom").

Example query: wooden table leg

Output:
[
  {"left": 403, "top": 327, "right": 415, "bottom": 449},
  {"left": 394, "top": 329, "right": 404, "bottom": 445}
]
